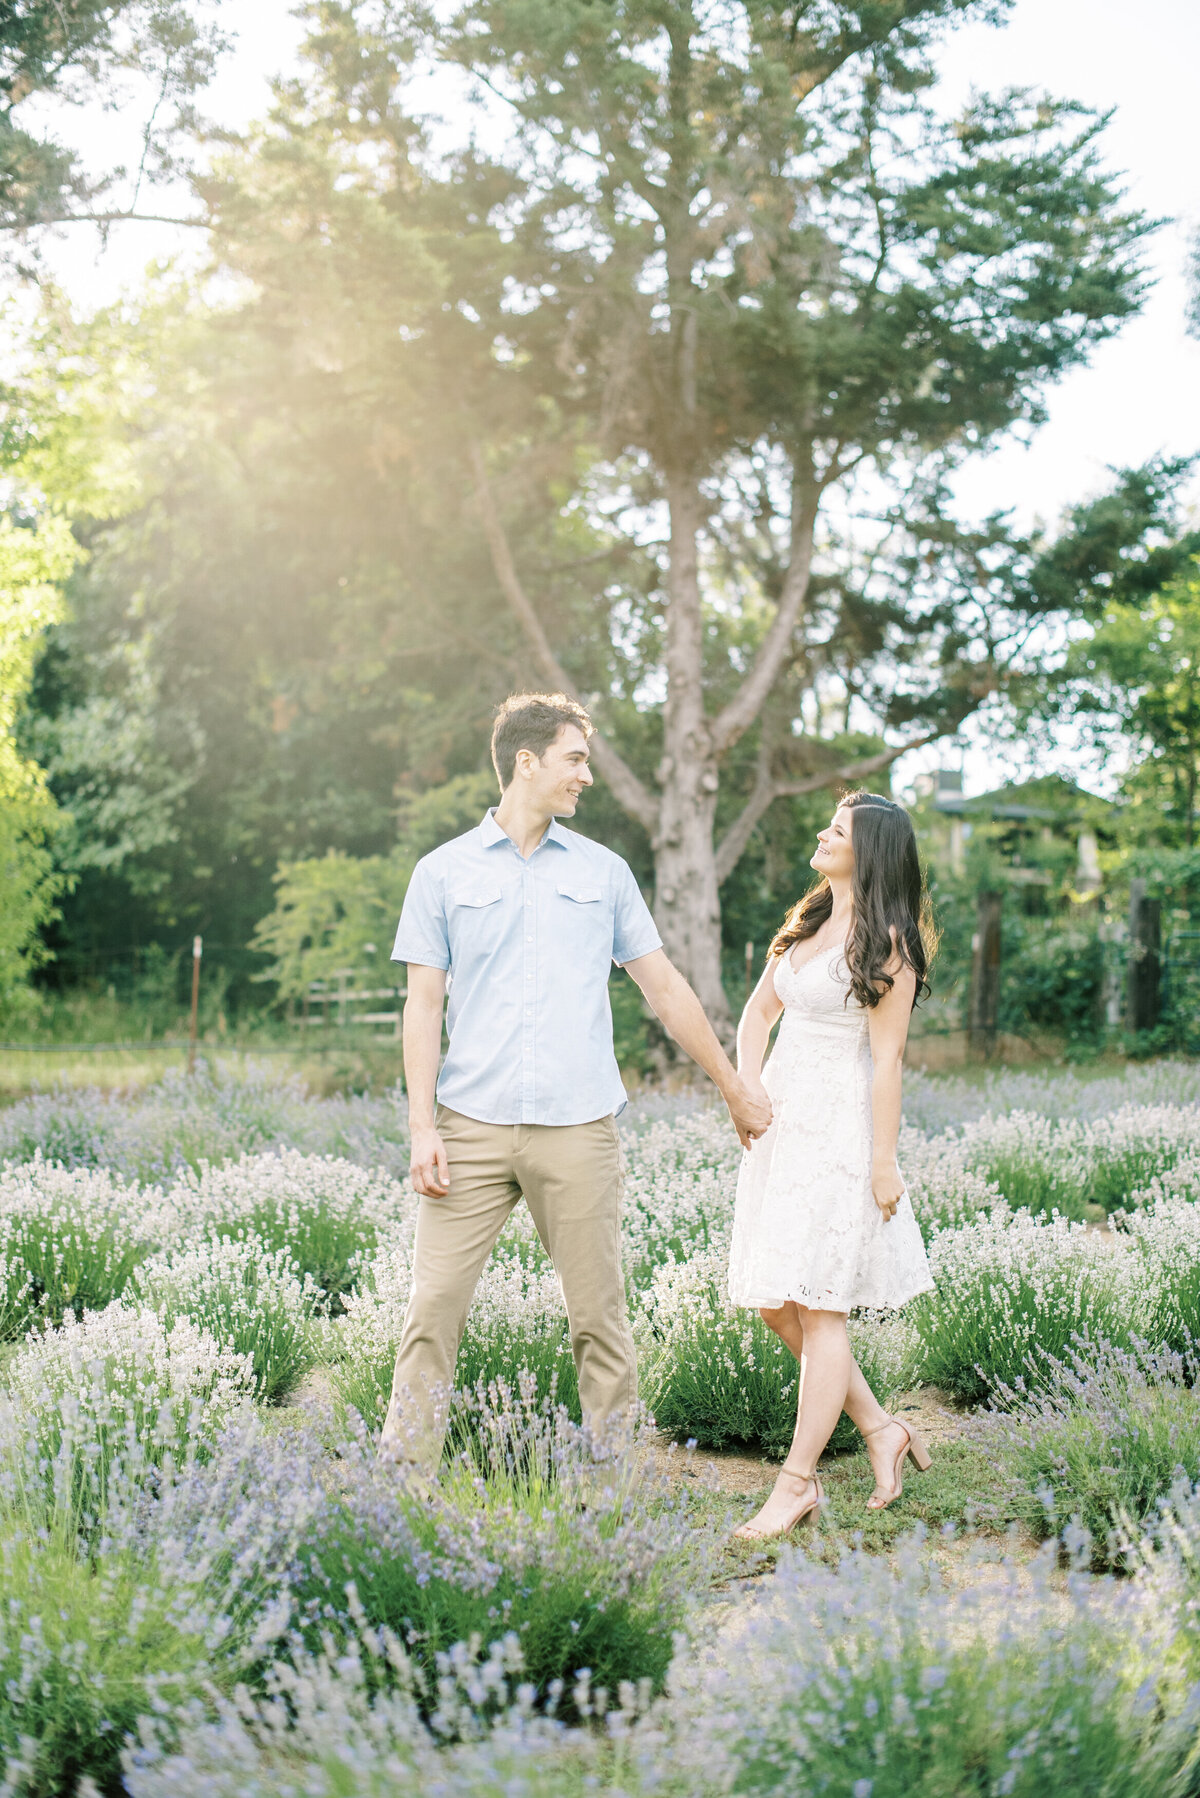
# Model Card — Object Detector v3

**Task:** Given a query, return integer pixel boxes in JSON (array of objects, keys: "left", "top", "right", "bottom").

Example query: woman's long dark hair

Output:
[{"left": 769, "top": 791, "right": 935, "bottom": 1010}]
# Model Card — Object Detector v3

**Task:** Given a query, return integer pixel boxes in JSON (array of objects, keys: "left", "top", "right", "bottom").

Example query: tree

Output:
[
  {"left": 1056, "top": 566, "right": 1200, "bottom": 847},
  {"left": 0, "top": 511, "right": 81, "bottom": 1017},
  {"left": 387, "top": 0, "right": 1149, "bottom": 1024},
  {"left": 17, "top": 2, "right": 1156, "bottom": 1028},
  {"left": 0, "top": 0, "right": 224, "bottom": 249}
]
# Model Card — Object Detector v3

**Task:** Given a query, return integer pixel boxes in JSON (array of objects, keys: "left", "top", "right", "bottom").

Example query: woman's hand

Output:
[
  {"left": 726, "top": 1073, "right": 772, "bottom": 1149},
  {"left": 872, "top": 1161, "right": 905, "bottom": 1222}
]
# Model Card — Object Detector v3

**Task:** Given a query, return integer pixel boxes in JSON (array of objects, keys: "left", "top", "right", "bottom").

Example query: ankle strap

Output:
[
  {"left": 780, "top": 1462, "right": 818, "bottom": 1483},
  {"left": 861, "top": 1418, "right": 898, "bottom": 1439}
]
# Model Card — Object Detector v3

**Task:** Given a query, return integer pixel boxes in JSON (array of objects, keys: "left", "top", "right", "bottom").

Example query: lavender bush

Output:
[
  {"left": 330, "top": 1246, "right": 581, "bottom": 1429},
  {"left": 0, "top": 1158, "right": 168, "bottom": 1332},
  {"left": 292, "top": 1385, "right": 703, "bottom": 1722},
  {"left": 1120, "top": 1193, "right": 1200, "bottom": 1356},
  {"left": 121, "top": 1629, "right": 645, "bottom": 1798},
  {"left": 970, "top": 1335, "right": 1200, "bottom": 1567},
  {"left": 167, "top": 1151, "right": 411, "bottom": 1308},
  {"left": 0, "top": 1412, "right": 328, "bottom": 1797},
  {"left": 665, "top": 1536, "right": 1181, "bottom": 1797},
  {"left": 912, "top": 1208, "right": 1134, "bottom": 1401},
  {"left": 638, "top": 1246, "right": 914, "bottom": 1457},
  {"left": 134, "top": 1234, "right": 320, "bottom": 1403},
  {"left": 0, "top": 1061, "right": 412, "bottom": 1185},
  {"left": 2, "top": 1303, "right": 254, "bottom": 1518},
  {"left": 901, "top": 1060, "right": 1200, "bottom": 1132}
]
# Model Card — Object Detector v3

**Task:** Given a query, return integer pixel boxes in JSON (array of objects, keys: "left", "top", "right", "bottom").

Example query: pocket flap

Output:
[
  {"left": 452, "top": 886, "right": 502, "bottom": 907},
  {"left": 557, "top": 883, "right": 603, "bottom": 903}
]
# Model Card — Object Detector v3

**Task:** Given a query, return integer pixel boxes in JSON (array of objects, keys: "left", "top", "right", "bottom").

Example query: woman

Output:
[{"left": 729, "top": 790, "right": 935, "bottom": 1539}]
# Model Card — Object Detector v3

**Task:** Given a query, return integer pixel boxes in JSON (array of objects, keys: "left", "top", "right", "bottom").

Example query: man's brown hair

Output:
[{"left": 490, "top": 692, "right": 594, "bottom": 789}]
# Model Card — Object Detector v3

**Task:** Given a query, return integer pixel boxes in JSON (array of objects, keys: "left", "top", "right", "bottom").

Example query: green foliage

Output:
[
  {"left": 296, "top": 1392, "right": 697, "bottom": 1723},
  {"left": 134, "top": 1234, "right": 320, "bottom": 1404},
  {"left": 977, "top": 1339, "right": 1200, "bottom": 1570},
  {"left": 251, "top": 847, "right": 415, "bottom": 1008},
  {"left": 9, "top": 0, "right": 1159, "bottom": 1021},
  {"left": 0, "top": 1, "right": 225, "bottom": 240},
  {"left": 0, "top": 1516, "right": 214, "bottom": 1798},
  {"left": 1058, "top": 563, "right": 1200, "bottom": 847},
  {"left": 0, "top": 512, "right": 80, "bottom": 1023},
  {"left": 640, "top": 1256, "right": 908, "bottom": 1458}
]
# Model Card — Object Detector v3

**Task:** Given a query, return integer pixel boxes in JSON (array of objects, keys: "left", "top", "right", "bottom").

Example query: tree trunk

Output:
[{"left": 653, "top": 471, "right": 731, "bottom": 1033}]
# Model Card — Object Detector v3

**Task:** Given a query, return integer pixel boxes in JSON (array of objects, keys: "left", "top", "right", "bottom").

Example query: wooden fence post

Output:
[
  {"left": 968, "top": 891, "right": 1002, "bottom": 1061},
  {"left": 1126, "top": 879, "right": 1162, "bottom": 1034}
]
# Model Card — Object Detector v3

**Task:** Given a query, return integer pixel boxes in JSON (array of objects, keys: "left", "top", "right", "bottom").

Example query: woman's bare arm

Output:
[
  {"left": 866, "top": 957, "right": 917, "bottom": 1219},
  {"left": 737, "top": 958, "right": 785, "bottom": 1082}
]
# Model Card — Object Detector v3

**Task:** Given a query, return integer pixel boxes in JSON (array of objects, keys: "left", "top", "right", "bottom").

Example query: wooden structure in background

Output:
[
  {"left": 1126, "top": 879, "right": 1162, "bottom": 1034},
  {"left": 968, "top": 891, "right": 1002, "bottom": 1060}
]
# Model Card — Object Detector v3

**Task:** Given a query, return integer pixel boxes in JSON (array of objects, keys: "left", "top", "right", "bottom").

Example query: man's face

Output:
[{"left": 525, "top": 723, "right": 593, "bottom": 815}]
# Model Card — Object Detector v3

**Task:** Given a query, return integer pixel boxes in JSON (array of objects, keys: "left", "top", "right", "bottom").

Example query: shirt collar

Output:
[{"left": 477, "top": 808, "right": 570, "bottom": 851}]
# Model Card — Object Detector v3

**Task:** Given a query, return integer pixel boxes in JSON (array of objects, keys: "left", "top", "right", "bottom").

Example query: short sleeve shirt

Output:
[{"left": 392, "top": 809, "right": 662, "bottom": 1125}]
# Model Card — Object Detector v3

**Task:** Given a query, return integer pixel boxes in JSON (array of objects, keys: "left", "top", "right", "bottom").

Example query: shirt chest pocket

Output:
[
  {"left": 556, "top": 883, "right": 613, "bottom": 954},
  {"left": 448, "top": 885, "right": 505, "bottom": 952}
]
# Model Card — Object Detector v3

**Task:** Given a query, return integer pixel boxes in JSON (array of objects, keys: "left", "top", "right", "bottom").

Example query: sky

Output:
[{"left": 19, "top": 0, "right": 1200, "bottom": 802}]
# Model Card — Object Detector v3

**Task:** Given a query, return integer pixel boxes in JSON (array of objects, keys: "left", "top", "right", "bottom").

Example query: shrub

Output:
[
  {"left": 0, "top": 1412, "right": 327, "bottom": 1798},
  {"left": 620, "top": 1110, "right": 741, "bottom": 1288},
  {"left": 0, "top": 1157, "right": 167, "bottom": 1331},
  {"left": 638, "top": 1248, "right": 913, "bottom": 1457},
  {"left": 292, "top": 1388, "right": 702, "bottom": 1723},
  {"left": 666, "top": 1538, "right": 1180, "bottom": 1797},
  {"left": 2, "top": 1302, "right": 254, "bottom": 1513},
  {"left": 901, "top": 1060, "right": 1200, "bottom": 1132},
  {"left": 1132, "top": 1477, "right": 1200, "bottom": 1694},
  {"left": 971, "top": 1336, "right": 1200, "bottom": 1567},
  {"left": 895, "top": 1125, "right": 1004, "bottom": 1237},
  {"left": 912, "top": 1209, "right": 1133, "bottom": 1402},
  {"left": 0, "top": 1063, "right": 413, "bottom": 1185},
  {"left": 955, "top": 1112, "right": 1090, "bottom": 1219},
  {"left": 330, "top": 1246, "right": 580, "bottom": 1432},
  {"left": 134, "top": 1234, "right": 320, "bottom": 1403},
  {"left": 168, "top": 1151, "right": 410, "bottom": 1308},
  {"left": 1085, "top": 1105, "right": 1200, "bottom": 1213},
  {"left": 1119, "top": 1194, "right": 1200, "bottom": 1355},
  {"left": 121, "top": 1631, "right": 635, "bottom": 1798}
]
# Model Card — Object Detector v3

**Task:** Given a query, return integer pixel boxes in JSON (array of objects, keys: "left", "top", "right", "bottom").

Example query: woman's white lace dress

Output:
[{"left": 728, "top": 943, "right": 932, "bottom": 1312}]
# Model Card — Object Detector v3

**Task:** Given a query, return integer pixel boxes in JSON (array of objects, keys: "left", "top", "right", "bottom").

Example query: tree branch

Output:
[
  {"left": 714, "top": 732, "right": 940, "bottom": 886},
  {"left": 0, "top": 209, "right": 211, "bottom": 231},
  {"left": 469, "top": 441, "right": 661, "bottom": 836},
  {"left": 710, "top": 464, "right": 821, "bottom": 758}
]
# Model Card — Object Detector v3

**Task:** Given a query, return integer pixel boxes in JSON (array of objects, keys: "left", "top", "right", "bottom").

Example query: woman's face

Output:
[{"left": 810, "top": 804, "right": 855, "bottom": 882}]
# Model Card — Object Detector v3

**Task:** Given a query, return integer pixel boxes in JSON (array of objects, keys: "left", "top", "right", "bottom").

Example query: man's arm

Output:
[
  {"left": 404, "top": 963, "right": 450, "bottom": 1196},
  {"left": 622, "top": 949, "right": 772, "bottom": 1147}
]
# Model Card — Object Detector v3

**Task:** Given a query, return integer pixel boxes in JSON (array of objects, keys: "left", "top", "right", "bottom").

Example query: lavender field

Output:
[{"left": 3, "top": 1060, "right": 1200, "bottom": 1795}]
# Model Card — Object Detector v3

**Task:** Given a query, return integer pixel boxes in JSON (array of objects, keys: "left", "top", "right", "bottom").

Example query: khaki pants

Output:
[{"left": 379, "top": 1106, "right": 636, "bottom": 1468}]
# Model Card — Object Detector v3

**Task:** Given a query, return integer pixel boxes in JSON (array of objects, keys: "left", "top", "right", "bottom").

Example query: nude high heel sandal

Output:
[
  {"left": 732, "top": 1465, "right": 825, "bottom": 1541},
  {"left": 863, "top": 1418, "right": 932, "bottom": 1511}
]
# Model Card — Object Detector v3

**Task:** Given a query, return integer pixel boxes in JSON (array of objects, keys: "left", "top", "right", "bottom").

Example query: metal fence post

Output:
[{"left": 187, "top": 936, "right": 202, "bottom": 1075}]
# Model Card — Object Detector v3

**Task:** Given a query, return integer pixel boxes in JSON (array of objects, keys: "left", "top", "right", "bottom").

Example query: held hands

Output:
[
  {"left": 410, "top": 1125, "right": 450, "bottom": 1198},
  {"left": 872, "top": 1161, "right": 905, "bottom": 1222},
  {"left": 726, "top": 1075, "right": 773, "bottom": 1150}
]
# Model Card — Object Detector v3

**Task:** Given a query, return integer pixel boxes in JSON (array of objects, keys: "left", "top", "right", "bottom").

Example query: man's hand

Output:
[
  {"left": 410, "top": 1124, "right": 450, "bottom": 1197},
  {"left": 724, "top": 1074, "right": 773, "bottom": 1150}
]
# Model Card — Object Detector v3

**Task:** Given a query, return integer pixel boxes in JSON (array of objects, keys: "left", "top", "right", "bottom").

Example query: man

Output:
[{"left": 380, "top": 691, "right": 772, "bottom": 1467}]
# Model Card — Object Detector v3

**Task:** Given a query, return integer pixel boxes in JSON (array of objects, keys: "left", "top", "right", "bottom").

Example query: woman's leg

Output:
[
  {"left": 759, "top": 1303, "right": 910, "bottom": 1504},
  {"left": 735, "top": 1306, "right": 851, "bottom": 1536}
]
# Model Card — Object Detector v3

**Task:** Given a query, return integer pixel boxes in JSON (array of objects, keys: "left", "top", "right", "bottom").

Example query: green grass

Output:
[{"left": 699, "top": 1439, "right": 1021, "bottom": 1575}]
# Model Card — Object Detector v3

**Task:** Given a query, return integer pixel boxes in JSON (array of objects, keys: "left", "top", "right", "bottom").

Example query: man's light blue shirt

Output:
[{"left": 392, "top": 808, "right": 663, "bottom": 1126}]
